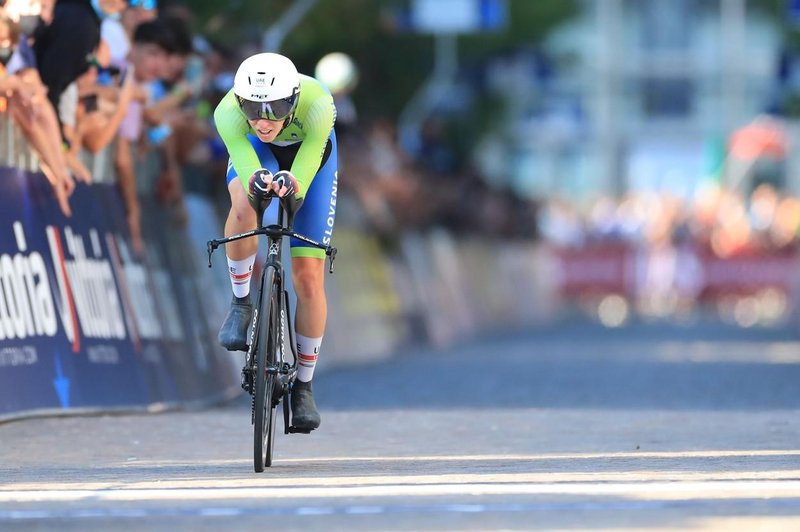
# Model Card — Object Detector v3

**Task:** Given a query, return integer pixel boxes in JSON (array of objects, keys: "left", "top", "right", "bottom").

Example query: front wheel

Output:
[{"left": 253, "top": 265, "right": 280, "bottom": 472}]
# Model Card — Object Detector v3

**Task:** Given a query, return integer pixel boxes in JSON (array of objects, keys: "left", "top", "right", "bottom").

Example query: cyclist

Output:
[{"left": 213, "top": 52, "right": 337, "bottom": 431}]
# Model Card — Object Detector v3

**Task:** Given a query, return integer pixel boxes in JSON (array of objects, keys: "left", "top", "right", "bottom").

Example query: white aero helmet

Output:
[{"left": 233, "top": 53, "right": 300, "bottom": 121}]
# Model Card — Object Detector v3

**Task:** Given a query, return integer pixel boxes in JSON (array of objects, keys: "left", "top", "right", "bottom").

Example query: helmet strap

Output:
[
  {"left": 279, "top": 89, "right": 299, "bottom": 132},
  {"left": 279, "top": 113, "right": 295, "bottom": 133}
]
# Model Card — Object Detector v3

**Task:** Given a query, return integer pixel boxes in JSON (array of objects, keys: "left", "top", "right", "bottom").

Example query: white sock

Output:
[
  {"left": 227, "top": 254, "right": 256, "bottom": 298},
  {"left": 296, "top": 334, "right": 322, "bottom": 382}
]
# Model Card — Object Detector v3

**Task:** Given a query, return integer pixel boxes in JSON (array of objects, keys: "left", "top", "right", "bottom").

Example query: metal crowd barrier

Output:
[
  {"left": 0, "top": 111, "right": 240, "bottom": 422},
  {"left": 0, "top": 112, "right": 38, "bottom": 172}
]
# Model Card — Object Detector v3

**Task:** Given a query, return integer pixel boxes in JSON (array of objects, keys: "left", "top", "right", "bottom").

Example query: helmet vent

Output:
[{"left": 233, "top": 54, "right": 299, "bottom": 102}]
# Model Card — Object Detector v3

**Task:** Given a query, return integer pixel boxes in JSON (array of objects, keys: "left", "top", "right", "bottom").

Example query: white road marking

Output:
[
  {"left": 345, "top": 505, "right": 385, "bottom": 514},
  {"left": 2, "top": 497, "right": 800, "bottom": 522},
  {"left": 198, "top": 508, "right": 240, "bottom": 517},
  {"left": 3, "top": 452, "right": 798, "bottom": 523},
  {"left": 5, "top": 469, "right": 799, "bottom": 492},
  {"left": 279, "top": 449, "right": 800, "bottom": 462},
  {"left": 123, "top": 449, "right": 800, "bottom": 468},
  {"left": 653, "top": 341, "right": 800, "bottom": 364},
  {"left": 1, "top": 479, "right": 800, "bottom": 503}
]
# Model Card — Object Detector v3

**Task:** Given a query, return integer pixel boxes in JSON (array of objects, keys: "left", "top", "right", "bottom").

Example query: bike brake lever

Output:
[
  {"left": 207, "top": 240, "right": 217, "bottom": 268},
  {"left": 327, "top": 246, "right": 337, "bottom": 274}
]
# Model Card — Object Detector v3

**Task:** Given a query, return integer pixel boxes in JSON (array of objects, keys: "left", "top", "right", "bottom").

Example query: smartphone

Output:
[
  {"left": 117, "top": 66, "right": 128, "bottom": 87},
  {"left": 184, "top": 56, "right": 204, "bottom": 95},
  {"left": 96, "top": 65, "right": 121, "bottom": 87},
  {"left": 81, "top": 94, "right": 98, "bottom": 113}
]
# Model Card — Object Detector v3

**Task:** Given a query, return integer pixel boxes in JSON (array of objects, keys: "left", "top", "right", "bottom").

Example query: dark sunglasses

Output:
[{"left": 236, "top": 93, "right": 298, "bottom": 122}]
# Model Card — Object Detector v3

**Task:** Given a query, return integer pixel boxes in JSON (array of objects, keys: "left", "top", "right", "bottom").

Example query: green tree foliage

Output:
[{"left": 176, "top": 0, "right": 577, "bottom": 119}]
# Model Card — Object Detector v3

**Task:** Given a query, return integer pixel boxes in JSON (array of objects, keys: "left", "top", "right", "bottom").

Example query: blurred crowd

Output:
[
  {"left": 5, "top": 0, "right": 795, "bottom": 267},
  {"left": 539, "top": 183, "right": 800, "bottom": 258},
  {"left": 0, "top": 0, "right": 535, "bottom": 256},
  {"left": 0, "top": 0, "right": 238, "bottom": 254},
  {"left": 337, "top": 115, "right": 539, "bottom": 246},
  {"left": 535, "top": 184, "right": 800, "bottom": 326}
]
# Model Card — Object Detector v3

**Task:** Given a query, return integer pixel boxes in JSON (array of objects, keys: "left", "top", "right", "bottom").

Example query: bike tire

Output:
[{"left": 253, "top": 264, "right": 280, "bottom": 472}]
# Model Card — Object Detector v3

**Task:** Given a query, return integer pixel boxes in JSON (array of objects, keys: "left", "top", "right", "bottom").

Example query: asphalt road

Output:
[{"left": 1, "top": 318, "right": 800, "bottom": 530}]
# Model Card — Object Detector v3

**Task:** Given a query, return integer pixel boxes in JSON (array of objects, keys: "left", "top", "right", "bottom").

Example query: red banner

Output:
[{"left": 549, "top": 243, "right": 799, "bottom": 300}]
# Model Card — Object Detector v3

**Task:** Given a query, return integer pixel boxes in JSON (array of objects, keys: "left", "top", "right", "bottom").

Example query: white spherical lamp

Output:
[{"left": 314, "top": 52, "right": 359, "bottom": 94}]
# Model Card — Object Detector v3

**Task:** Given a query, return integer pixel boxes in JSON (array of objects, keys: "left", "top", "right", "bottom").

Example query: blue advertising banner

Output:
[
  {"left": 790, "top": 0, "right": 800, "bottom": 24},
  {"left": 410, "top": 0, "right": 507, "bottom": 33},
  {"left": 0, "top": 167, "right": 238, "bottom": 421}
]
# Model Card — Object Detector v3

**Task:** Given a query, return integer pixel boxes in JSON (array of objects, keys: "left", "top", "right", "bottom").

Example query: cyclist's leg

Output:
[
  {"left": 224, "top": 180, "right": 257, "bottom": 263},
  {"left": 288, "top": 132, "right": 338, "bottom": 429},
  {"left": 219, "top": 136, "right": 280, "bottom": 350},
  {"left": 291, "top": 131, "right": 338, "bottom": 364},
  {"left": 288, "top": 255, "right": 326, "bottom": 427},
  {"left": 224, "top": 134, "right": 281, "bottom": 253}
]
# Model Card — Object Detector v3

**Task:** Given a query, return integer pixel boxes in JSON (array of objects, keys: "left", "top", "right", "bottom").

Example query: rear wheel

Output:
[{"left": 253, "top": 265, "right": 280, "bottom": 472}]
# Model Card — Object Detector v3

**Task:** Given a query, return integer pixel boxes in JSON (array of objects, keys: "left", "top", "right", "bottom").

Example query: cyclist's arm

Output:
[
  {"left": 290, "top": 95, "right": 336, "bottom": 198},
  {"left": 213, "top": 89, "right": 263, "bottom": 191}
]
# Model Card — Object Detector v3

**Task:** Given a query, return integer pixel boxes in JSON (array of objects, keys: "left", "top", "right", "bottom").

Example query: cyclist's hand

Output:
[
  {"left": 272, "top": 171, "right": 298, "bottom": 198},
  {"left": 248, "top": 168, "right": 273, "bottom": 198},
  {"left": 273, "top": 170, "right": 304, "bottom": 216},
  {"left": 247, "top": 168, "right": 274, "bottom": 212}
]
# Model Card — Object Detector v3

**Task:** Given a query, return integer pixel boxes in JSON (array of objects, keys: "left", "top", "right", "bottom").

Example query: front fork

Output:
[
  {"left": 273, "top": 285, "right": 298, "bottom": 402},
  {"left": 241, "top": 253, "right": 280, "bottom": 396},
  {"left": 242, "top": 255, "right": 296, "bottom": 396}
]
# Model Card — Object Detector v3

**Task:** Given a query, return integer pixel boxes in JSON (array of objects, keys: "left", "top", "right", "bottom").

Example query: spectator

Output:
[
  {"left": 33, "top": 0, "right": 126, "bottom": 143},
  {"left": 72, "top": 38, "right": 135, "bottom": 154},
  {"left": 141, "top": 14, "right": 194, "bottom": 214},
  {"left": 113, "top": 18, "right": 170, "bottom": 254},
  {"left": 101, "top": 0, "right": 158, "bottom": 72},
  {"left": 7, "top": 0, "right": 93, "bottom": 184},
  {"left": 0, "top": 10, "right": 73, "bottom": 216}
]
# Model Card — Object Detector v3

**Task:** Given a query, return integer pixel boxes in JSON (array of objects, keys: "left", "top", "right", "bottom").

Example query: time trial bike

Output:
[{"left": 207, "top": 192, "right": 336, "bottom": 472}]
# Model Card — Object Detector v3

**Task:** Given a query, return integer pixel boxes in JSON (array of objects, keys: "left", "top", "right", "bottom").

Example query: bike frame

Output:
[
  {"left": 206, "top": 199, "right": 337, "bottom": 434},
  {"left": 207, "top": 207, "right": 337, "bottom": 274}
]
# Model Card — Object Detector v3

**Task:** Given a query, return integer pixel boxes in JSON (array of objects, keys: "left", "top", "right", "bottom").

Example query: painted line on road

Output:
[
  {"left": 116, "top": 449, "right": 800, "bottom": 471},
  {"left": 278, "top": 449, "right": 800, "bottom": 462},
  {"left": 3, "top": 499, "right": 799, "bottom": 522},
  {"left": 653, "top": 341, "right": 800, "bottom": 364},
  {"left": 5, "top": 468, "right": 800, "bottom": 492},
  {"left": 2, "top": 480, "right": 800, "bottom": 503},
  {"left": 1, "top": 495, "right": 800, "bottom": 522}
]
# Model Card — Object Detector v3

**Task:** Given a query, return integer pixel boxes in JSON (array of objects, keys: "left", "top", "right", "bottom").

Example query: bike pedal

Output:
[
  {"left": 287, "top": 426, "right": 314, "bottom": 434},
  {"left": 225, "top": 344, "right": 249, "bottom": 352}
]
